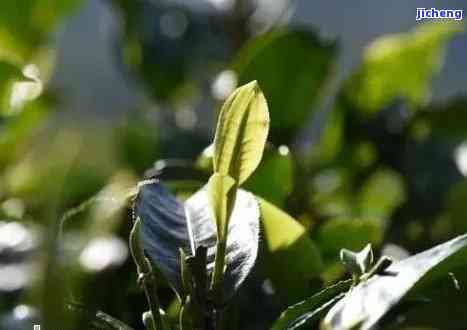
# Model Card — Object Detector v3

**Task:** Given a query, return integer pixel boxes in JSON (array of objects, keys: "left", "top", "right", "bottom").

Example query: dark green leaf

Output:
[{"left": 272, "top": 280, "right": 352, "bottom": 330}]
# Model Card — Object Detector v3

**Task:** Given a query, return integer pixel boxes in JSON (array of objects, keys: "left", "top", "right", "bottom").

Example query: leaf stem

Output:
[
  {"left": 211, "top": 240, "right": 226, "bottom": 294},
  {"left": 210, "top": 240, "right": 227, "bottom": 330},
  {"left": 130, "top": 218, "right": 166, "bottom": 330}
]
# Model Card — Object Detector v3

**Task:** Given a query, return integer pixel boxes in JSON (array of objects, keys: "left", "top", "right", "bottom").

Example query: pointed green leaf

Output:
[
  {"left": 213, "top": 81, "right": 270, "bottom": 185},
  {"left": 340, "top": 244, "right": 374, "bottom": 276},
  {"left": 339, "top": 249, "right": 361, "bottom": 277},
  {"left": 323, "top": 233, "right": 467, "bottom": 330},
  {"left": 272, "top": 280, "right": 352, "bottom": 330},
  {"left": 357, "top": 244, "right": 374, "bottom": 274}
]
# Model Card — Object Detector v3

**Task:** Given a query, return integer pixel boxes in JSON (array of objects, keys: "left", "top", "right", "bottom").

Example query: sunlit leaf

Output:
[
  {"left": 233, "top": 29, "right": 336, "bottom": 143},
  {"left": 207, "top": 173, "right": 236, "bottom": 241},
  {"left": 213, "top": 81, "right": 269, "bottom": 185},
  {"left": 272, "top": 280, "right": 351, "bottom": 330},
  {"left": 134, "top": 180, "right": 259, "bottom": 300},
  {"left": 346, "top": 21, "right": 463, "bottom": 113},
  {"left": 259, "top": 199, "right": 323, "bottom": 303},
  {"left": 322, "top": 233, "right": 467, "bottom": 330}
]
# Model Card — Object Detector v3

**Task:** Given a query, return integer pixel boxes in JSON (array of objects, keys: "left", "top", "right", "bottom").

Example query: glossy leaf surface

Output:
[{"left": 322, "top": 233, "right": 467, "bottom": 330}]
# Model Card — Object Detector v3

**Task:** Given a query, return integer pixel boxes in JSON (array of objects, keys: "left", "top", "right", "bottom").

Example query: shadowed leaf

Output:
[{"left": 134, "top": 180, "right": 259, "bottom": 300}]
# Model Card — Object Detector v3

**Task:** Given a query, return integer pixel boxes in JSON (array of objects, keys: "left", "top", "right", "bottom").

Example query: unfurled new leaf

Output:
[
  {"left": 213, "top": 80, "right": 270, "bottom": 185},
  {"left": 340, "top": 244, "right": 374, "bottom": 276},
  {"left": 323, "top": 233, "right": 467, "bottom": 330},
  {"left": 339, "top": 249, "right": 362, "bottom": 277}
]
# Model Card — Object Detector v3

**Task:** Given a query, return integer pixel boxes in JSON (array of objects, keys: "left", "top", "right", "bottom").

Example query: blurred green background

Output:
[{"left": 1, "top": 0, "right": 466, "bottom": 329}]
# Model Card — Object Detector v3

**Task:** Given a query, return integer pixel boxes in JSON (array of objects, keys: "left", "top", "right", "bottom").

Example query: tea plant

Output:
[
  {"left": 126, "top": 81, "right": 467, "bottom": 330},
  {"left": 1, "top": 2, "right": 467, "bottom": 329}
]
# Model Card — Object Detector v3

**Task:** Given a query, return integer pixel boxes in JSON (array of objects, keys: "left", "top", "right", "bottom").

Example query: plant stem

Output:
[
  {"left": 141, "top": 274, "right": 162, "bottom": 330},
  {"left": 211, "top": 240, "right": 226, "bottom": 294},
  {"left": 130, "top": 218, "right": 166, "bottom": 330},
  {"left": 210, "top": 240, "right": 226, "bottom": 330}
]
